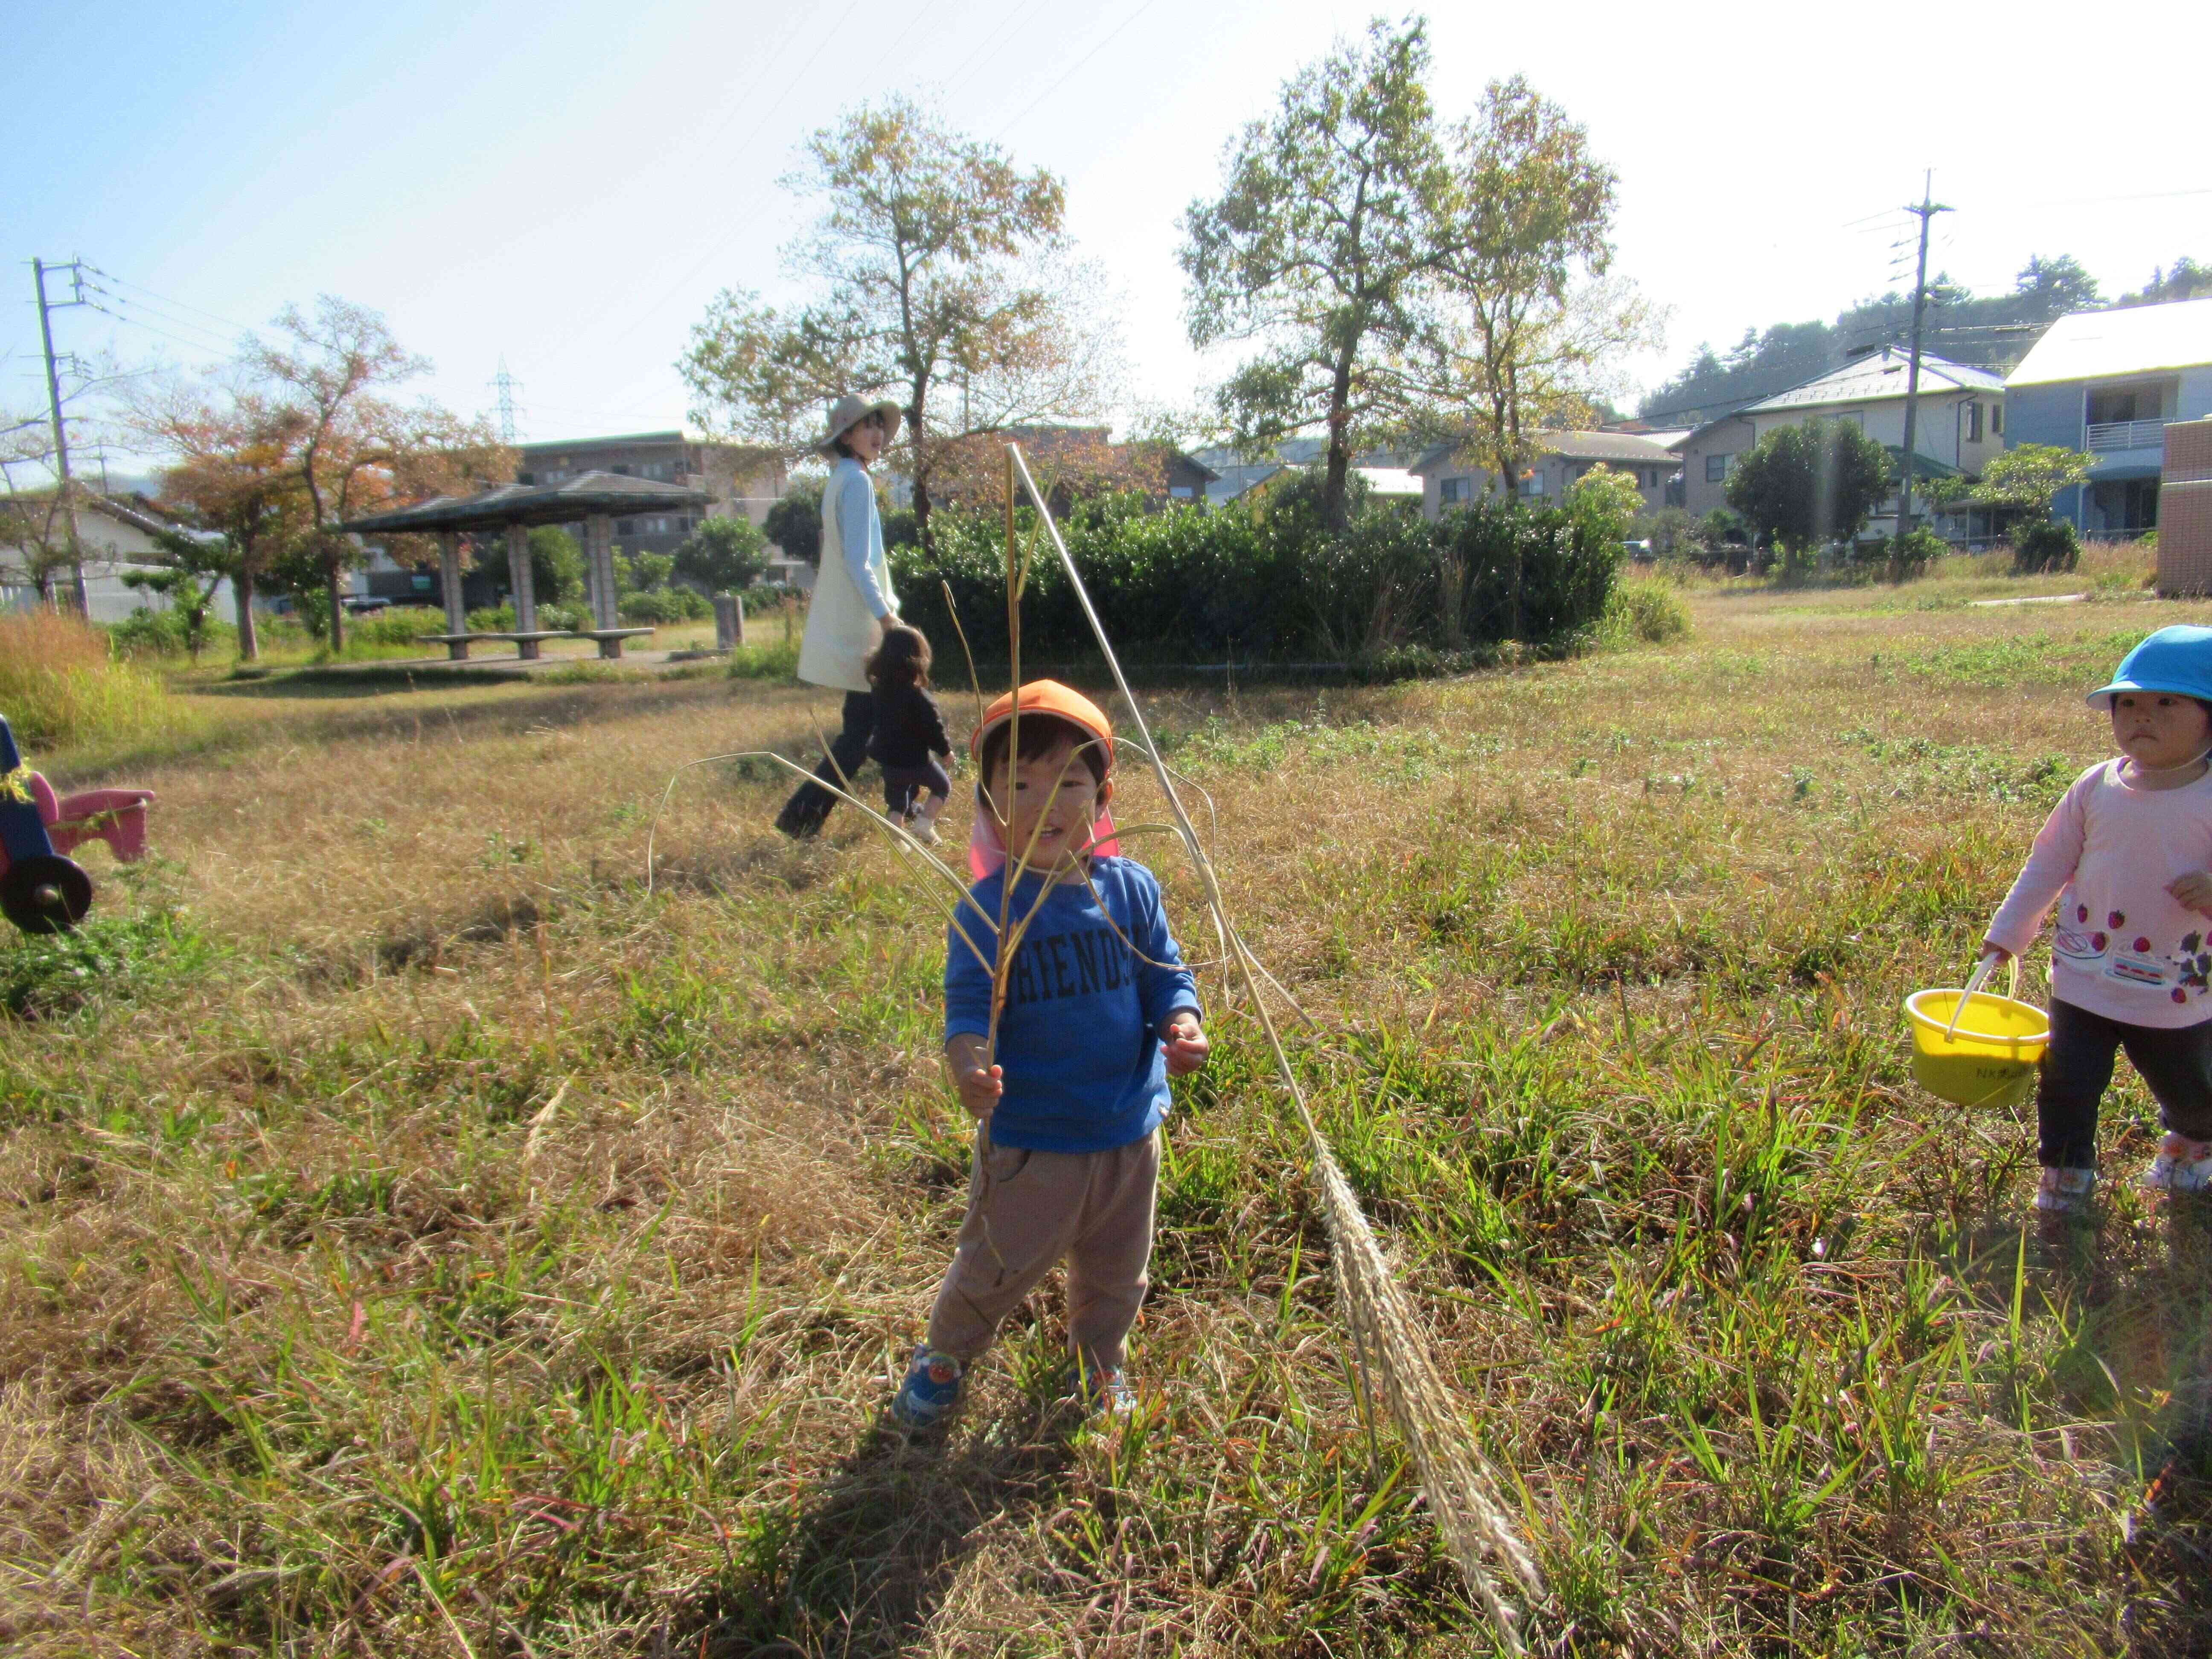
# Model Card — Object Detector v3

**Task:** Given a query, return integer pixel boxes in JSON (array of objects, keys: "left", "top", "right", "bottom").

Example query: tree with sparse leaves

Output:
[
  {"left": 249, "top": 298, "right": 509, "bottom": 652},
  {"left": 1181, "top": 19, "right": 1448, "bottom": 533},
  {"left": 682, "top": 98, "right": 1118, "bottom": 550},
  {"left": 1432, "top": 76, "right": 1654, "bottom": 488},
  {"left": 0, "top": 421, "right": 81, "bottom": 608},
  {"left": 132, "top": 387, "right": 308, "bottom": 660}
]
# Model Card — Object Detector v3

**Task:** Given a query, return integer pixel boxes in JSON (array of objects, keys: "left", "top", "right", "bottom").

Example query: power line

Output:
[
  {"left": 85, "top": 286, "right": 239, "bottom": 352},
  {"left": 541, "top": 0, "right": 863, "bottom": 367},
  {"left": 995, "top": 0, "right": 1162, "bottom": 140},
  {"left": 80, "top": 301, "right": 230, "bottom": 359},
  {"left": 939, "top": 0, "right": 1057, "bottom": 105},
  {"left": 85, "top": 268, "right": 260, "bottom": 337}
]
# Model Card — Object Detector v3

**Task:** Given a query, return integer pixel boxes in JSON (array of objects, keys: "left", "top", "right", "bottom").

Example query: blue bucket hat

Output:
[{"left": 2087, "top": 626, "right": 2212, "bottom": 708}]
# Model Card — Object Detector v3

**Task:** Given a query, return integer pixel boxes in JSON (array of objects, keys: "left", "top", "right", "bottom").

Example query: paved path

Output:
[{"left": 1967, "top": 593, "right": 2089, "bottom": 608}]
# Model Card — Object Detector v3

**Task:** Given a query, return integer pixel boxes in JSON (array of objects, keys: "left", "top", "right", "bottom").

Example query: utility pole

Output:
[
  {"left": 32, "top": 256, "right": 92, "bottom": 614},
  {"left": 1896, "top": 174, "right": 1952, "bottom": 538}
]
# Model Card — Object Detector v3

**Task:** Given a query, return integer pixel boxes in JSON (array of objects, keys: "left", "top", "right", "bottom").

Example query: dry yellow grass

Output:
[
  {"left": 0, "top": 608, "right": 194, "bottom": 753},
  {"left": 5, "top": 581, "right": 2212, "bottom": 1655}
]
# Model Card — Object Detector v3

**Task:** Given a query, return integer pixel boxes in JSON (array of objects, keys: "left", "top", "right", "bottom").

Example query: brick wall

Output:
[{"left": 2157, "top": 418, "right": 2212, "bottom": 597}]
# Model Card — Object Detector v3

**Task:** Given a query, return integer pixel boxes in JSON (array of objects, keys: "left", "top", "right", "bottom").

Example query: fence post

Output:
[{"left": 713, "top": 592, "right": 745, "bottom": 652}]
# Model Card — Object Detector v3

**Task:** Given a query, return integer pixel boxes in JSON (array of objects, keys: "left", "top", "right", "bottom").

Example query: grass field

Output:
[{"left": 6, "top": 564, "right": 2212, "bottom": 1657}]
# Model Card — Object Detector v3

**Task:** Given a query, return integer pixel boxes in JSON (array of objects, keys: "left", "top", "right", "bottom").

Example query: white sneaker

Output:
[
  {"left": 2141, "top": 1135, "right": 2212, "bottom": 1193},
  {"left": 2035, "top": 1167, "right": 2097, "bottom": 1213},
  {"left": 911, "top": 816, "right": 942, "bottom": 845}
]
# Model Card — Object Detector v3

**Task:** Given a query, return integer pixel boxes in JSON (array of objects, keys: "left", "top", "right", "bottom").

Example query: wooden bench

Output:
[
  {"left": 416, "top": 630, "right": 574, "bottom": 661},
  {"left": 570, "top": 627, "right": 656, "bottom": 660}
]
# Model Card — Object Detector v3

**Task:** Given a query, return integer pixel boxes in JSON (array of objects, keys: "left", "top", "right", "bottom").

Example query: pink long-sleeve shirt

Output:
[{"left": 1987, "top": 758, "right": 2212, "bottom": 1027}]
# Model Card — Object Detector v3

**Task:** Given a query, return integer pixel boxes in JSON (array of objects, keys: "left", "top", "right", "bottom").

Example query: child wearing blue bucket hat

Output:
[{"left": 1983, "top": 625, "right": 2212, "bottom": 1212}]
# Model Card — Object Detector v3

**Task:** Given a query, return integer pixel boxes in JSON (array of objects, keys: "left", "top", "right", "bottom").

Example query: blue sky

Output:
[{"left": 8, "top": 0, "right": 2210, "bottom": 475}]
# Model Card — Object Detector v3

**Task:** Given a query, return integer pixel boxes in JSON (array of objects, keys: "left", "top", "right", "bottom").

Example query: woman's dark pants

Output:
[
  {"left": 2037, "top": 997, "right": 2212, "bottom": 1167},
  {"left": 774, "top": 691, "right": 874, "bottom": 838}
]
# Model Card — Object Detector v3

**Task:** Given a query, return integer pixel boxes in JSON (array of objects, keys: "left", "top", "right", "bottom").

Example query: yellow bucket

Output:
[{"left": 1903, "top": 963, "right": 2049, "bottom": 1110}]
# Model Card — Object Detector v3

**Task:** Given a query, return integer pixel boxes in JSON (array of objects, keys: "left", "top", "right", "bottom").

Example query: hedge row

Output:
[{"left": 888, "top": 480, "right": 1627, "bottom": 671}]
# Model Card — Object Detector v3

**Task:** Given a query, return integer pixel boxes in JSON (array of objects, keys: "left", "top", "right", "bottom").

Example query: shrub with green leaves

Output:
[
  {"left": 2014, "top": 519, "right": 2081, "bottom": 576},
  {"left": 892, "top": 481, "right": 1623, "bottom": 672},
  {"left": 1602, "top": 578, "right": 1692, "bottom": 644},
  {"left": 619, "top": 588, "right": 710, "bottom": 625}
]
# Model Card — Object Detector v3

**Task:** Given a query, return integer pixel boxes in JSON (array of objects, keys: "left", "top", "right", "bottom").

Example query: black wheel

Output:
[{"left": 0, "top": 854, "right": 92, "bottom": 935}]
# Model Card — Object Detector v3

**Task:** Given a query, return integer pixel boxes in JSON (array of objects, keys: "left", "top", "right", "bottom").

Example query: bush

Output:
[
  {"left": 1602, "top": 579, "right": 1692, "bottom": 645},
  {"left": 892, "top": 483, "right": 1624, "bottom": 673},
  {"left": 109, "top": 606, "right": 236, "bottom": 660},
  {"left": 0, "top": 610, "right": 187, "bottom": 751},
  {"left": 2013, "top": 519, "right": 2081, "bottom": 575},
  {"left": 618, "top": 587, "right": 710, "bottom": 625},
  {"left": 1885, "top": 528, "right": 1947, "bottom": 584},
  {"left": 466, "top": 604, "right": 517, "bottom": 633}
]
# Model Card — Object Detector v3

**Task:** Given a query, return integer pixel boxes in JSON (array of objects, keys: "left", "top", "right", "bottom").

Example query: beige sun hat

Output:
[{"left": 818, "top": 394, "right": 903, "bottom": 456}]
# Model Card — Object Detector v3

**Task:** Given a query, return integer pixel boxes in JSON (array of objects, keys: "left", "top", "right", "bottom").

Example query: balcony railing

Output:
[{"left": 2087, "top": 418, "right": 2168, "bottom": 452}]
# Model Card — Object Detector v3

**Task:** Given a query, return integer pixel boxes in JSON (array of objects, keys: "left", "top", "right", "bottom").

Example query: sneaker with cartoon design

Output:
[
  {"left": 892, "top": 1346, "right": 964, "bottom": 1429},
  {"left": 2034, "top": 1166, "right": 2097, "bottom": 1213},
  {"left": 2142, "top": 1134, "right": 2212, "bottom": 1194},
  {"left": 1064, "top": 1360, "right": 1138, "bottom": 1418}
]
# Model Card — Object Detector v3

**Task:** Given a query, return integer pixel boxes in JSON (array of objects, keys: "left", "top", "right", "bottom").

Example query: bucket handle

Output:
[{"left": 1942, "top": 951, "right": 2018, "bottom": 1044}]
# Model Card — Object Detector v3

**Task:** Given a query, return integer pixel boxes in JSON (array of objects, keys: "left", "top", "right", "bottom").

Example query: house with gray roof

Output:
[
  {"left": 1409, "top": 431, "right": 1682, "bottom": 522},
  {"left": 1670, "top": 347, "right": 2006, "bottom": 538},
  {"left": 0, "top": 491, "right": 239, "bottom": 624},
  {"left": 2005, "top": 297, "right": 2212, "bottom": 538},
  {"left": 1189, "top": 438, "right": 1423, "bottom": 508}
]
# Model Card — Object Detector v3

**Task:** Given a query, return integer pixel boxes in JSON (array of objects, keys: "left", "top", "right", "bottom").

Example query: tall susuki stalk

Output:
[{"left": 1006, "top": 443, "right": 1545, "bottom": 1647}]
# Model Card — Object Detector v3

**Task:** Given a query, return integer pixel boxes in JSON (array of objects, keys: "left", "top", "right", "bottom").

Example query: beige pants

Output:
[{"left": 926, "top": 1128, "right": 1159, "bottom": 1375}]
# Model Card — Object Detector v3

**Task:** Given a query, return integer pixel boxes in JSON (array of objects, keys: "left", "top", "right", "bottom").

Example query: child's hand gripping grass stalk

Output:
[{"left": 1005, "top": 442, "right": 1546, "bottom": 1649}]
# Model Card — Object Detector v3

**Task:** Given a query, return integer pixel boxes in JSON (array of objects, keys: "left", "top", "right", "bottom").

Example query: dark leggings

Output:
[
  {"left": 881, "top": 757, "right": 951, "bottom": 816},
  {"left": 2037, "top": 998, "right": 2212, "bottom": 1167},
  {"left": 774, "top": 690, "right": 873, "bottom": 838}
]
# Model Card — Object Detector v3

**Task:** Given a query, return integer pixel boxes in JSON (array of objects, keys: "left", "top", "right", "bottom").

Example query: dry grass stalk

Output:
[{"left": 1006, "top": 442, "right": 1545, "bottom": 1646}]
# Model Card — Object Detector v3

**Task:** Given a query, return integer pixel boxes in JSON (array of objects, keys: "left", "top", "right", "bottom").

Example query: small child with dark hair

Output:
[
  {"left": 893, "top": 680, "right": 1207, "bottom": 1426},
  {"left": 864, "top": 623, "right": 952, "bottom": 844},
  {"left": 1985, "top": 625, "right": 2212, "bottom": 1212}
]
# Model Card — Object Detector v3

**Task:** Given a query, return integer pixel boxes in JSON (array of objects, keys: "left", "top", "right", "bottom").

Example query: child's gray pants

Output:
[{"left": 926, "top": 1127, "right": 1158, "bottom": 1376}]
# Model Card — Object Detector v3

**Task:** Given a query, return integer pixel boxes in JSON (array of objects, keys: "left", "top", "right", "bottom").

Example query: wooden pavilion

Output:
[{"left": 340, "top": 472, "right": 711, "bottom": 658}]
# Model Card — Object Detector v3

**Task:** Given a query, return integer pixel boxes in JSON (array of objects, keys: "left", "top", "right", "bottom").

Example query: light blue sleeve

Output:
[{"left": 838, "top": 466, "right": 893, "bottom": 620}]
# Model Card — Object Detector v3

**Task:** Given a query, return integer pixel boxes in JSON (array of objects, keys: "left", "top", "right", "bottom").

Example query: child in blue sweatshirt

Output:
[{"left": 894, "top": 681, "right": 1207, "bottom": 1426}]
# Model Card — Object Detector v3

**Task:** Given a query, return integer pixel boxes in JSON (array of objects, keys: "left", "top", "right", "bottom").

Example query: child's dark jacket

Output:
[
  {"left": 868, "top": 681, "right": 950, "bottom": 768},
  {"left": 945, "top": 857, "right": 1200, "bottom": 1153}
]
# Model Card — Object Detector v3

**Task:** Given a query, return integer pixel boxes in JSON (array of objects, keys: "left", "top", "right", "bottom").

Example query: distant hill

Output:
[{"left": 1641, "top": 254, "right": 2210, "bottom": 428}]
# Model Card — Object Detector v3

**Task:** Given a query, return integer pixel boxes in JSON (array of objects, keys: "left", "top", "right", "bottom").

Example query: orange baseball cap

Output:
[{"left": 969, "top": 680, "right": 1115, "bottom": 774}]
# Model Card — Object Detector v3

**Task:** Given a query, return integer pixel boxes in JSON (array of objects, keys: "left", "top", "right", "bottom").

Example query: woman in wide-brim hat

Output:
[{"left": 774, "top": 393, "right": 913, "bottom": 838}]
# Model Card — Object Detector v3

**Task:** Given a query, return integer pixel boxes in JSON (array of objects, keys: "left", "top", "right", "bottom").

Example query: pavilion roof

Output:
[{"left": 338, "top": 471, "right": 710, "bottom": 534}]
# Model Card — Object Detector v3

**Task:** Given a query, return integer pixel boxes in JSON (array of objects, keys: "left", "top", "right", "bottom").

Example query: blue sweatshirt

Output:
[{"left": 945, "top": 856, "right": 1201, "bottom": 1153}]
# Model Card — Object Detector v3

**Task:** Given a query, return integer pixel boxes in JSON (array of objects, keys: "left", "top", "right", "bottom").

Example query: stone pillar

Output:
[
  {"left": 713, "top": 592, "right": 745, "bottom": 652},
  {"left": 438, "top": 533, "right": 469, "bottom": 660},
  {"left": 506, "top": 521, "right": 538, "bottom": 657},
  {"left": 583, "top": 514, "right": 617, "bottom": 631}
]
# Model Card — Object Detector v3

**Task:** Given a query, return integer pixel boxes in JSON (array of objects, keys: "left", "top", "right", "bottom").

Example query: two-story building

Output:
[
  {"left": 1670, "top": 348, "right": 2006, "bottom": 537},
  {"left": 514, "top": 431, "right": 786, "bottom": 554},
  {"left": 2003, "top": 297, "right": 2212, "bottom": 538},
  {"left": 1409, "top": 431, "right": 1682, "bottom": 521}
]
